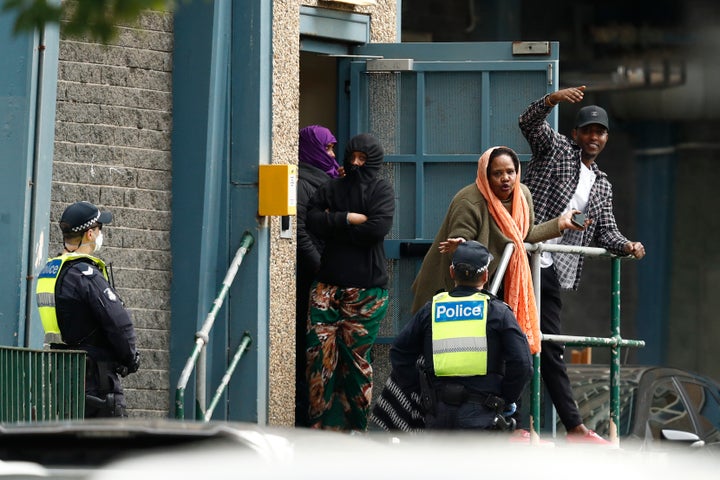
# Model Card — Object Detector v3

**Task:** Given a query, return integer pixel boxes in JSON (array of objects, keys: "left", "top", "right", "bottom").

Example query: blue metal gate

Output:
[{"left": 339, "top": 41, "right": 559, "bottom": 339}]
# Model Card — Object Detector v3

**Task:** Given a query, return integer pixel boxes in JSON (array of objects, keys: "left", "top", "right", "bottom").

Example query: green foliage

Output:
[{"left": 2, "top": 0, "right": 170, "bottom": 43}]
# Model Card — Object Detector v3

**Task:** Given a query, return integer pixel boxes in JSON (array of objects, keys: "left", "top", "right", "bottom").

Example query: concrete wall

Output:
[
  {"left": 668, "top": 123, "right": 720, "bottom": 379},
  {"left": 52, "top": 10, "right": 174, "bottom": 417},
  {"left": 269, "top": 0, "right": 301, "bottom": 427}
]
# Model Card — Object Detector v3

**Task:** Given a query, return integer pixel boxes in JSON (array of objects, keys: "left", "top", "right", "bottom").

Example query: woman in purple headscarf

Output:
[{"left": 295, "top": 125, "right": 340, "bottom": 427}]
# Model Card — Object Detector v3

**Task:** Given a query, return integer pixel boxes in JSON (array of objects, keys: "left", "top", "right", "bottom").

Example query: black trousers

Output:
[
  {"left": 425, "top": 401, "right": 497, "bottom": 430},
  {"left": 294, "top": 264, "right": 314, "bottom": 427},
  {"left": 538, "top": 265, "right": 582, "bottom": 431},
  {"left": 85, "top": 357, "right": 127, "bottom": 418}
]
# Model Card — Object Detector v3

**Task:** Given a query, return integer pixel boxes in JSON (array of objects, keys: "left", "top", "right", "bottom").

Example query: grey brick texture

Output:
[{"left": 51, "top": 10, "right": 174, "bottom": 417}]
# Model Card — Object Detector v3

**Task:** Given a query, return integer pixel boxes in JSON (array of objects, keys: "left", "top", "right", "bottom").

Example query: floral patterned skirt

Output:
[{"left": 306, "top": 281, "right": 388, "bottom": 431}]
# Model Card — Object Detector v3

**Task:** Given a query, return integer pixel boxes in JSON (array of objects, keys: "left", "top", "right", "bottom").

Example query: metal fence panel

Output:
[{"left": 0, "top": 346, "right": 85, "bottom": 422}]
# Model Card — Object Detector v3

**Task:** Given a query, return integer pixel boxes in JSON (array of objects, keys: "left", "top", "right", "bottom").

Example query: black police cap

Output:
[
  {"left": 452, "top": 240, "right": 493, "bottom": 273},
  {"left": 59, "top": 201, "right": 112, "bottom": 233}
]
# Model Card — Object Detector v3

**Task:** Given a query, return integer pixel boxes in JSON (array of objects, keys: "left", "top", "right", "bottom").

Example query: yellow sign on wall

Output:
[{"left": 258, "top": 164, "right": 298, "bottom": 216}]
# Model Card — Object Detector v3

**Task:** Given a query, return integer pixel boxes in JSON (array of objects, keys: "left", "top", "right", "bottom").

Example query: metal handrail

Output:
[
  {"left": 175, "top": 231, "right": 254, "bottom": 420},
  {"left": 487, "top": 242, "right": 514, "bottom": 295},
  {"left": 203, "top": 331, "right": 252, "bottom": 421},
  {"left": 491, "top": 241, "right": 644, "bottom": 445}
]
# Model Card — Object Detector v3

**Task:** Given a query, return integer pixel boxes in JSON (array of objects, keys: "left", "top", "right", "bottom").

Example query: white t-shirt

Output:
[{"left": 540, "top": 162, "right": 596, "bottom": 267}]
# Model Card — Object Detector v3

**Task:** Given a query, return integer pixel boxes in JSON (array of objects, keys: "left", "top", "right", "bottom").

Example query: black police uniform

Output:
[
  {"left": 55, "top": 257, "right": 139, "bottom": 417},
  {"left": 390, "top": 286, "right": 532, "bottom": 430}
]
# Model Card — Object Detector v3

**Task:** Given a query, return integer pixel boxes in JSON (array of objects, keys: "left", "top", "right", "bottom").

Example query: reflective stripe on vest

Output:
[
  {"left": 36, "top": 253, "right": 108, "bottom": 334},
  {"left": 431, "top": 291, "right": 488, "bottom": 377}
]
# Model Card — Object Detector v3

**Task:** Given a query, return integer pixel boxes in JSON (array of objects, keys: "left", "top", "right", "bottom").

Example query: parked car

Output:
[
  {"left": 1, "top": 417, "right": 719, "bottom": 479},
  {"left": 558, "top": 364, "right": 720, "bottom": 451}
]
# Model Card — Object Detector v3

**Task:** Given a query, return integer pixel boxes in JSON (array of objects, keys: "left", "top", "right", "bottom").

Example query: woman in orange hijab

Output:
[{"left": 410, "top": 146, "right": 584, "bottom": 353}]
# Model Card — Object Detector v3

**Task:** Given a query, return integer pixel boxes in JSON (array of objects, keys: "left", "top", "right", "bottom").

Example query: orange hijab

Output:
[{"left": 475, "top": 146, "right": 541, "bottom": 354}]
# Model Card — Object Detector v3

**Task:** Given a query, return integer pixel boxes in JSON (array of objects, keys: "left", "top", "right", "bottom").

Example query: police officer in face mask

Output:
[{"left": 36, "top": 201, "right": 140, "bottom": 417}]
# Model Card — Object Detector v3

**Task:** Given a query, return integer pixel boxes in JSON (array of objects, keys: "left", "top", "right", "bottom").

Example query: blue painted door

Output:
[{"left": 338, "top": 42, "right": 559, "bottom": 341}]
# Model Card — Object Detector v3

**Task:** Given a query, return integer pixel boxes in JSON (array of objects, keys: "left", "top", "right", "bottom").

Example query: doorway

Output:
[
  {"left": 295, "top": 49, "right": 340, "bottom": 427},
  {"left": 299, "top": 51, "right": 338, "bottom": 132}
]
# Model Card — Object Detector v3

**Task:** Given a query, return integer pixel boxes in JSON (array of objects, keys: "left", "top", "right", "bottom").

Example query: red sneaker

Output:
[
  {"left": 565, "top": 430, "right": 611, "bottom": 445},
  {"left": 508, "top": 429, "right": 554, "bottom": 446}
]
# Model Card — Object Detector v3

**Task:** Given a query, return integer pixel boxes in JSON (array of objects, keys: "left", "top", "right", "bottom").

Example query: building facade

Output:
[
  {"left": 5, "top": 0, "right": 718, "bottom": 427},
  {"left": 3, "top": 0, "right": 398, "bottom": 424}
]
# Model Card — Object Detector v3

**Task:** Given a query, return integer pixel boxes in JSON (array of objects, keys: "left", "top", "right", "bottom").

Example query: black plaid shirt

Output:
[{"left": 519, "top": 97, "right": 629, "bottom": 290}]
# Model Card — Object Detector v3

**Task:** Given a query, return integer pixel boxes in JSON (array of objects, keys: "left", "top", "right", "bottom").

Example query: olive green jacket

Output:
[{"left": 410, "top": 183, "right": 561, "bottom": 314}]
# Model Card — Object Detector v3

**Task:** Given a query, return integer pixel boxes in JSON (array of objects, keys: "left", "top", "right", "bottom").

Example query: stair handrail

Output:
[{"left": 175, "top": 231, "right": 255, "bottom": 420}]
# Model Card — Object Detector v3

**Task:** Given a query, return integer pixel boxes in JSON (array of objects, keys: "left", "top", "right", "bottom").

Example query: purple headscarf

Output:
[{"left": 299, "top": 125, "right": 340, "bottom": 178}]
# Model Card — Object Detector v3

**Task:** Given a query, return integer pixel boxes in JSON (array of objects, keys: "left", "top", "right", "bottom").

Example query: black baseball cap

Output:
[
  {"left": 452, "top": 240, "right": 493, "bottom": 273},
  {"left": 59, "top": 201, "right": 112, "bottom": 233},
  {"left": 575, "top": 105, "right": 609, "bottom": 131}
]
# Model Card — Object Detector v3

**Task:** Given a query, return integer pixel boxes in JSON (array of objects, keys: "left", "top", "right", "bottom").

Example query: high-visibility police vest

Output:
[
  {"left": 36, "top": 253, "right": 108, "bottom": 334},
  {"left": 431, "top": 291, "right": 488, "bottom": 376}
]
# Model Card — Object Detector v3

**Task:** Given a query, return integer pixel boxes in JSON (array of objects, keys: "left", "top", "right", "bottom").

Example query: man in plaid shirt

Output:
[{"left": 519, "top": 85, "right": 646, "bottom": 444}]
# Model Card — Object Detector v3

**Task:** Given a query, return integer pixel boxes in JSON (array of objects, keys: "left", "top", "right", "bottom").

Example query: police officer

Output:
[
  {"left": 389, "top": 240, "right": 532, "bottom": 430},
  {"left": 36, "top": 201, "right": 139, "bottom": 418}
]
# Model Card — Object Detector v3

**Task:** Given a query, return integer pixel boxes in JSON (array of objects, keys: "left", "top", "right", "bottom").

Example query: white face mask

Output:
[{"left": 93, "top": 231, "right": 104, "bottom": 253}]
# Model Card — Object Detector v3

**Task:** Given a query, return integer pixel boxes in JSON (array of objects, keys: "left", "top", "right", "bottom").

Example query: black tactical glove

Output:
[
  {"left": 117, "top": 352, "right": 140, "bottom": 377},
  {"left": 128, "top": 351, "right": 140, "bottom": 374}
]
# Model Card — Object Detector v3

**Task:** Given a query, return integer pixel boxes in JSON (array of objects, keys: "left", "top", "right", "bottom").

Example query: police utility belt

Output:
[{"left": 436, "top": 383, "right": 505, "bottom": 412}]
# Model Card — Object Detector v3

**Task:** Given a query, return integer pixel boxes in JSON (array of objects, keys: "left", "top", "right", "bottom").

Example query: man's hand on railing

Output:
[{"left": 624, "top": 241, "right": 646, "bottom": 259}]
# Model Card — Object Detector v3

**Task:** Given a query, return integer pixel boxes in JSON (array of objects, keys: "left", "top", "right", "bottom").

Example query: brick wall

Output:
[{"left": 52, "top": 10, "right": 174, "bottom": 417}]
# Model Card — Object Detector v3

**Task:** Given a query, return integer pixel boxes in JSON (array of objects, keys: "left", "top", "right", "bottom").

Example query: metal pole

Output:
[
  {"left": 488, "top": 243, "right": 514, "bottom": 295},
  {"left": 542, "top": 334, "right": 644, "bottom": 348},
  {"left": 175, "top": 341, "right": 202, "bottom": 419},
  {"left": 530, "top": 249, "right": 542, "bottom": 439},
  {"left": 531, "top": 354, "right": 541, "bottom": 439},
  {"left": 203, "top": 332, "right": 252, "bottom": 421},
  {"left": 610, "top": 257, "right": 622, "bottom": 444},
  {"left": 196, "top": 348, "right": 207, "bottom": 420}
]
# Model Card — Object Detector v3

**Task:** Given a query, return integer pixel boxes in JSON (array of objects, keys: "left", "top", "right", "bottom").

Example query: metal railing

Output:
[
  {"left": 490, "top": 242, "right": 644, "bottom": 445},
  {"left": 175, "top": 231, "right": 254, "bottom": 420},
  {"left": 0, "top": 346, "right": 85, "bottom": 422}
]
